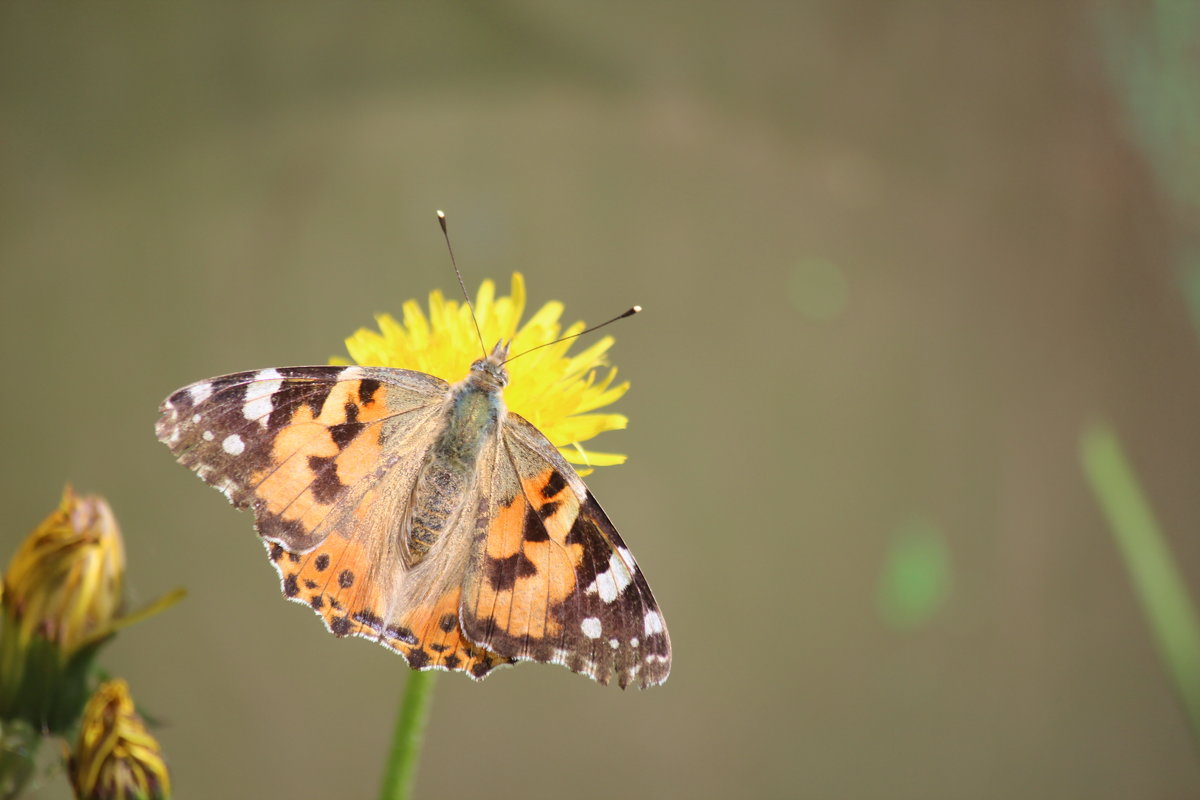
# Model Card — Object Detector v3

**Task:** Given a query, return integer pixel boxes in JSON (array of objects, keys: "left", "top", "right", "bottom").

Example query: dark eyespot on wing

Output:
[
  {"left": 485, "top": 553, "right": 538, "bottom": 591},
  {"left": 354, "top": 610, "right": 385, "bottom": 632},
  {"left": 541, "top": 470, "right": 567, "bottom": 498},
  {"left": 524, "top": 504, "right": 552, "bottom": 540},
  {"left": 267, "top": 379, "right": 332, "bottom": 431},
  {"left": 329, "top": 420, "right": 365, "bottom": 449},
  {"left": 387, "top": 625, "right": 418, "bottom": 646},
  {"left": 306, "top": 455, "right": 346, "bottom": 504},
  {"left": 358, "top": 378, "right": 381, "bottom": 405}
]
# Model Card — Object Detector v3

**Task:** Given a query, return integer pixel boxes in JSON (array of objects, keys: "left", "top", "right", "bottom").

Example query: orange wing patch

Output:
[
  {"left": 462, "top": 463, "right": 585, "bottom": 651},
  {"left": 250, "top": 379, "right": 388, "bottom": 547},
  {"left": 266, "top": 527, "right": 510, "bottom": 679}
]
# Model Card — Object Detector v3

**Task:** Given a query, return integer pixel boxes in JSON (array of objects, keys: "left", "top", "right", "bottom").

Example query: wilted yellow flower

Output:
[
  {"left": 3, "top": 487, "right": 124, "bottom": 653},
  {"left": 1, "top": 487, "right": 124, "bottom": 732},
  {"left": 335, "top": 272, "right": 632, "bottom": 469},
  {"left": 70, "top": 679, "right": 170, "bottom": 800}
]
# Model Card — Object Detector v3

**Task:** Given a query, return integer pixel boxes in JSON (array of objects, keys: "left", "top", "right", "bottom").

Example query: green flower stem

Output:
[
  {"left": 378, "top": 671, "right": 437, "bottom": 800},
  {"left": 1082, "top": 423, "right": 1200, "bottom": 751}
]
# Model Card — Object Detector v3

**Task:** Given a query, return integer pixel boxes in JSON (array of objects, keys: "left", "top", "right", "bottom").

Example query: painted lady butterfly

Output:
[{"left": 156, "top": 329, "right": 670, "bottom": 688}]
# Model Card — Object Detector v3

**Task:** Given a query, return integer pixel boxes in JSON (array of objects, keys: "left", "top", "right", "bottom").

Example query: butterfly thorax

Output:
[{"left": 403, "top": 343, "right": 510, "bottom": 566}]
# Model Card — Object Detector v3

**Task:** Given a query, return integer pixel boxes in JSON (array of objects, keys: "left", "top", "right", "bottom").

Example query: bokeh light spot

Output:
[{"left": 878, "top": 516, "right": 951, "bottom": 630}]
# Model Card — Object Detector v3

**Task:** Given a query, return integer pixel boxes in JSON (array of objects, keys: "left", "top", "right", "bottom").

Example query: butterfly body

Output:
[
  {"left": 157, "top": 345, "right": 670, "bottom": 688},
  {"left": 406, "top": 343, "right": 508, "bottom": 563}
]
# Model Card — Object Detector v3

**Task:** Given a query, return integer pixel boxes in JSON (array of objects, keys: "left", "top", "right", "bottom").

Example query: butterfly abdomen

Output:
[{"left": 405, "top": 380, "right": 503, "bottom": 564}]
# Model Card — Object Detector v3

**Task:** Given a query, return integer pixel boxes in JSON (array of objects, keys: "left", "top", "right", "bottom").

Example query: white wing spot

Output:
[
  {"left": 580, "top": 617, "right": 603, "bottom": 639},
  {"left": 630, "top": 637, "right": 639, "bottom": 647},
  {"left": 188, "top": 383, "right": 213, "bottom": 404},
  {"left": 585, "top": 551, "right": 635, "bottom": 603},
  {"left": 191, "top": 413, "right": 202, "bottom": 424},
  {"left": 609, "top": 638, "right": 619, "bottom": 649},
  {"left": 242, "top": 368, "right": 283, "bottom": 426},
  {"left": 222, "top": 434, "right": 245, "bottom": 456},
  {"left": 202, "top": 430, "right": 214, "bottom": 441},
  {"left": 643, "top": 610, "right": 665, "bottom": 635},
  {"left": 589, "top": 572, "right": 618, "bottom": 603}
]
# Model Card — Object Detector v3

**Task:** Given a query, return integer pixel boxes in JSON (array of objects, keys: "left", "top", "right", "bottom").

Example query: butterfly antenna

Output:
[
  {"left": 503, "top": 305, "right": 641, "bottom": 365},
  {"left": 437, "top": 209, "right": 487, "bottom": 358}
]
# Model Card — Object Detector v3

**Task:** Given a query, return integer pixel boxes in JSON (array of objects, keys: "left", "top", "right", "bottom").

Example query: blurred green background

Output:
[{"left": 4, "top": 3, "right": 1200, "bottom": 798}]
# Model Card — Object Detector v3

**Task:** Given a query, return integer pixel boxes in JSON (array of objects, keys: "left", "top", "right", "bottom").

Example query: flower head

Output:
[
  {"left": 70, "top": 679, "right": 171, "bottom": 800},
  {"left": 2, "top": 487, "right": 124, "bottom": 654},
  {"left": 335, "top": 273, "right": 631, "bottom": 469},
  {"left": 1, "top": 487, "right": 124, "bottom": 732},
  {"left": 1, "top": 488, "right": 182, "bottom": 733}
]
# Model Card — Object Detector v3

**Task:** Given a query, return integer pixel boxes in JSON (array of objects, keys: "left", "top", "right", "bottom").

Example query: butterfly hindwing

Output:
[
  {"left": 460, "top": 412, "right": 671, "bottom": 689},
  {"left": 264, "top": 523, "right": 512, "bottom": 680}
]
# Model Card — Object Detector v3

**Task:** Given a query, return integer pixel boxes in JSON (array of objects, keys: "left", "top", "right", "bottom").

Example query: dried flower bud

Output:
[
  {"left": 70, "top": 679, "right": 170, "bottom": 800},
  {"left": 1, "top": 487, "right": 124, "bottom": 732}
]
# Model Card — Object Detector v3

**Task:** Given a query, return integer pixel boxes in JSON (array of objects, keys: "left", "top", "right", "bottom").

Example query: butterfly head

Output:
[{"left": 467, "top": 340, "right": 510, "bottom": 392}]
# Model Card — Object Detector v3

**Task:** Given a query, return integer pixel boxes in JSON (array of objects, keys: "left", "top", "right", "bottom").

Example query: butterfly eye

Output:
[{"left": 465, "top": 358, "right": 509, "bottom": 391}]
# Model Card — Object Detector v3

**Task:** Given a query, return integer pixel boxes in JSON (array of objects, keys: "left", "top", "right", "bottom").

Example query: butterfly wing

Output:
[
  {"left": 156, "top": 365, "right": 513, "bottom": 678},
  {"left": 459, "top": 412, "right": 671, "bottom": 689},
  {"left": 157, "top": 366, "right": 445, "bottom": 548}
]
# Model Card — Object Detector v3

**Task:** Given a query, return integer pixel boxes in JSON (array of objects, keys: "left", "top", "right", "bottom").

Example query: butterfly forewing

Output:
[
  {"left": 459, "top": 412, "right": 671, "bottom": 689},
  {"left": 157, "top": 365, "right": 446, "bottom": 543}
]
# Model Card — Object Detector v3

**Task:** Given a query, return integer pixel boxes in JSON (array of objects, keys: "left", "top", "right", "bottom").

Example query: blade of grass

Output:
[{"left": 1081, "top": 422, "right": 1200, "bottom": 751}]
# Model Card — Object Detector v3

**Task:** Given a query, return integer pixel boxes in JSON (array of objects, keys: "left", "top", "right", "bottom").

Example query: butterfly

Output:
[{"left": 156, "top": 339, "right": 670, "bottom": 688}]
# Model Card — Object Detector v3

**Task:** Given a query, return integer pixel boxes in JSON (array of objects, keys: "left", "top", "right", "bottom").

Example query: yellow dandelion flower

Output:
[
  {"left": 70, "top": 679, "right": 170, "bottom": 800},
  {"left": 333, "top": 272, "right": 631, "bottom": 470}
]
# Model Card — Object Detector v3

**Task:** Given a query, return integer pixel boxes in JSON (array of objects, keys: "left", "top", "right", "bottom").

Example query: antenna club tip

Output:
[
  {"left": 436, "top": 209, "right": 445, "bottom": 218},
  {"left": 631, "top": 305, "right": 643, "bottom": 314}
]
